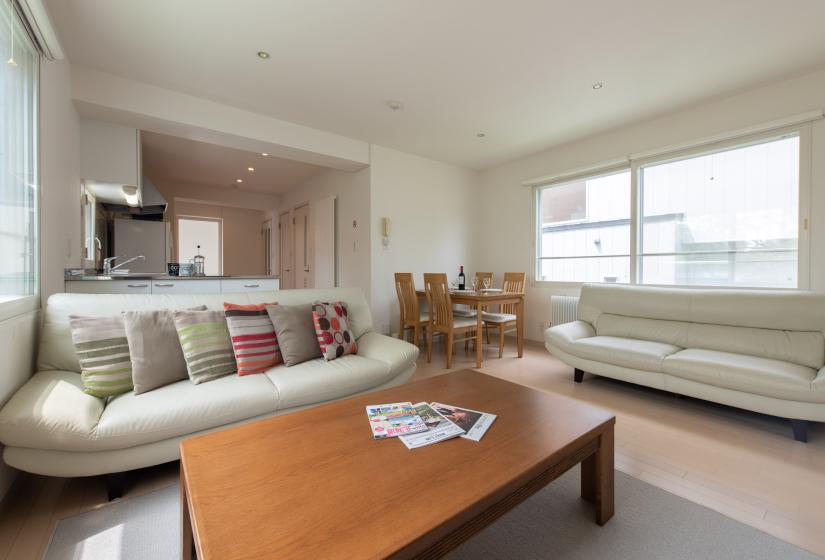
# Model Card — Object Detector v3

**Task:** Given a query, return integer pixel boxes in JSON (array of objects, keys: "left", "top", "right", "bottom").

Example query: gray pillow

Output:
[
  {"left": 266, "top": 304, "right": 322, "bottom": 367},
  {"left": 123, "top": 306, "right": 206, "bottom": 394}
]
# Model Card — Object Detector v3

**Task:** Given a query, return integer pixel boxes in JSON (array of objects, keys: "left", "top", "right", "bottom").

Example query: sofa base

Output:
[
  {"left": 574, "top": 368, "right": 584, "bottom": 383},
  {"left": 3, "top": 365, "right": 416, "bottom": 478},
  {"left": 106, "top": 472, "right": 126, "bottom": 501},
  {"left": 791, "top": 419, "right": 809, "bottom": 443}
]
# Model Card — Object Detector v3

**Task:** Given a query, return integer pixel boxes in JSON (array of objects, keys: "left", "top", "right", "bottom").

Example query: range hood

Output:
[{"left": 86, "top": 176, "right": 167, "bottom": 216}]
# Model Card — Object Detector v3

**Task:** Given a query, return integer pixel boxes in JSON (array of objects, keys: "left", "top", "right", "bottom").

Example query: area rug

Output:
[{"left": 44, "top": 467, "right": 819, "bottom": 560}]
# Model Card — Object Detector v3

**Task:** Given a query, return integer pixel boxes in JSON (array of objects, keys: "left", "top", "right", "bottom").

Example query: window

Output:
[
  {"left": 178, "top": 217, "right": 222, "bottom": 276},
  {"left": 639, "top": 135, "right": 799, "bottom": 288},
  {"left": 0, "top": 3, "right": 38, "bottom": 306},
  {"left": 536, "top": 170, "right": 631, "bottom": 283},
  {"left": 534, "top": 128, "right": 807, "bottom": 289}
]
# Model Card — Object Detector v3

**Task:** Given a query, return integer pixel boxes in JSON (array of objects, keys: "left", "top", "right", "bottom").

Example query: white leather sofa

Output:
[
  {"left": 0, "top": 288, "right": 417, "bottom": 482},
  {"left": 545, "top": 283, "right": 825, "bottom": 442}
]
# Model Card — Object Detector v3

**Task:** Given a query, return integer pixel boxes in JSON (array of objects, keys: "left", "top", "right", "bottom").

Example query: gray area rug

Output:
[{"left": 44, "top": 467, "right": 818, "bottom": 560}]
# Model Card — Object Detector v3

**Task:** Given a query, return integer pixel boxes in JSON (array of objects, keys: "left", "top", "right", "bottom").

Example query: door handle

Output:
[
  {"left": 127, "top": 284, "right": 149, "bottom": 288},
  {"left": 154, "top": 283, "right": 175, "bottom": 288},
  {"left": 243, "top": 284, "right": 260, "bottom": 288}
]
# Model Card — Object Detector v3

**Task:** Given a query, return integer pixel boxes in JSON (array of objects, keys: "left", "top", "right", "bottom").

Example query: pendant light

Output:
[{"left": 6, "top": 0, "right": 16, "bottom": 66}]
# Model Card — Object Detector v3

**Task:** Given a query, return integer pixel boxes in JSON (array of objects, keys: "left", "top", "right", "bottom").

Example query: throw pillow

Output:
[
  {"left": 174, "top": 310, "right": 237, "bottom": 384},
  {"left": 223, "top": 302, "right": 282, "bottom": 375},
  {"left": 123, "top": 306, "right": 206, "bottom": 395},
  {"left": 312, "top": 301, "right": 358, "bottom": 360},
  {"left": 68, "top": 315, "right": 133, "bottom": 398},
  {"left": 265, "top": 304, "right": 322, "bottom": 367}
]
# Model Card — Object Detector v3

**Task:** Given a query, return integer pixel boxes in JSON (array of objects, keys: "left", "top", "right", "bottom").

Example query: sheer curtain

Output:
[{"left": 0, "top": 1, "right": 38, "bottom": 302}]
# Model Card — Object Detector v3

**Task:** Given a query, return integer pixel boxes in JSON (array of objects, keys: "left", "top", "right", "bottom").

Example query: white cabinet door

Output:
[
  {"left": 80, "top": 119, "right": 139, "bottom": 187},
  {"left": 151, "top": 280, "right": 221, "bottom": 294},
  {"left": 65, "top": 281, "right": 151, "bottom": 294},
  {"left": 220, "top": 279, "right": 278, "bottom": 293}
]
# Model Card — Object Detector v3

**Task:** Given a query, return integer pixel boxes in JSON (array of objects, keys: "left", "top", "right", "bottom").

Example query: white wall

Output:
[
  {"left": 40, "top": 58, "right": 81, "bottom": 301},
  {"left": 280, "top": 167, "right": 372, "bottom": 295},
  {"left": 369, "top": 145, "right": 480, "bottom": 335},
  {"left": 479, "top": 67, "right": 825, "bottom": 341}
]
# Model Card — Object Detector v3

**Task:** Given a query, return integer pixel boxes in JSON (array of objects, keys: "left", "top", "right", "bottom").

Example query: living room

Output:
[{"left": 2, "top": 1, "right": 825, "bottom": 559}]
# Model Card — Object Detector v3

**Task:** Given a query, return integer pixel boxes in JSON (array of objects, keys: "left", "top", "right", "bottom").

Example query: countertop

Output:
[{"left": 65, "top": 275, "right": 279, "bottom": 281}]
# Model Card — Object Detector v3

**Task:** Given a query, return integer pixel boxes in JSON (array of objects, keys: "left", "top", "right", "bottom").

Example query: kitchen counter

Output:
[{"left": 64, "top": 275, "right": 279, "bottom": 295}]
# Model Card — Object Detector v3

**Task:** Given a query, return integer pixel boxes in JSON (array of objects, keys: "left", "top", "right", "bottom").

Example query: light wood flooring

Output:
[{"left": 1, "top": 338, "right": 824, "bottom": 559}]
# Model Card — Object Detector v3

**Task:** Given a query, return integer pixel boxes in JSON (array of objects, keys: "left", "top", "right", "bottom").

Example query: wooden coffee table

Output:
[{"left": 180, "top": 370, "right": 615, "bottom": 559}]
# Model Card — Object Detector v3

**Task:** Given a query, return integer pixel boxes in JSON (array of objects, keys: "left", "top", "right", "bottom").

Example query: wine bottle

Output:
[{"left": 458, "top": 266, "right": 466, "bottom": 290}]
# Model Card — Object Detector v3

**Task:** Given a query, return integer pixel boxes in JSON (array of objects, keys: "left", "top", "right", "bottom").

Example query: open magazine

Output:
[
  {"left": 398, "top": 402, "right": 465, "bottom": 449},
  {"left": 430, "top": 402, "right": 497, "bottom": 442},
  {"left": 365, "top": 402, "right": 428, "bottom": 439}
]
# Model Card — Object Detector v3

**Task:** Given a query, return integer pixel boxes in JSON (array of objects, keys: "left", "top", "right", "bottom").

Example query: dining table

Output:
[{"left": 416, "top": 289, "right": 525, "bottom": 368}]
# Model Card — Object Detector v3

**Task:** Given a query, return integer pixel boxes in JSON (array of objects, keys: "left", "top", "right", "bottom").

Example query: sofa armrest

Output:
[
  {"left": 0, "top": 371, "right": 104, "bottom": 450},
  {"left": 543, "top": 320, "right": 596, "bottom": 355},
  {"left": 357, "top": 332, "right": 419, "bottom": 374}
]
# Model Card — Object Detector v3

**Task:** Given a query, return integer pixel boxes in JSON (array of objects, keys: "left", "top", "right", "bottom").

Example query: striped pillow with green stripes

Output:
[
  {"left": 69, "top": 315, "right": 134, "bottom": 398},
  {"left": 174, "top": 310, "right": 237, "bottom": 384}
]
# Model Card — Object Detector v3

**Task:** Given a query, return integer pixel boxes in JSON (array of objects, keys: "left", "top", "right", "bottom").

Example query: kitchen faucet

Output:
[{"left": 103, "top": 255, "right": 146, "bottom": 275}]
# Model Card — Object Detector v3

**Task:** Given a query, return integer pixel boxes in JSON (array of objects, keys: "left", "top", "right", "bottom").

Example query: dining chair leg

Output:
[
  {"left": 398, "top": 320, "right": 405, "bottom": 341},
  {"left": 413, "top": 324, "right": 420, "bottom": 348},
  {"left": 464, "top": 337, "right": 470, "bottom": 351},
  {"left": 486, "top": 324, "right": 490, "bottom": 344},
  {"left": 498, "top": 325, "right": 505, "bottom": 358},
  {"left": 446, "top": 331, "right": 454, "bottom": 369},
  {"left": 426, "top": 328, "right": 433, "bottom": 363}
]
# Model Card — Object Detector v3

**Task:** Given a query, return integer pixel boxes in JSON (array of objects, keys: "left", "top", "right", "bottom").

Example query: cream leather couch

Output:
[
  {"left": 545, "top": 284, "right": 825, "bottom": 442},
  {"left": 0, "top": 288, "right": 417, "bottom": 478}
]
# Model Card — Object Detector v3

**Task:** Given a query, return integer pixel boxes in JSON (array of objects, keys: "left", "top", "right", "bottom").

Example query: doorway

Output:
[{"left": 178, "top": 216, "right": 222, "bottom": 276}]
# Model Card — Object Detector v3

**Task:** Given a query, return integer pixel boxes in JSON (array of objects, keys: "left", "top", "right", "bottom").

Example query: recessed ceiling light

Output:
[
  {"left": 261, "top": 152, "right": 269, "bottom": 157},
  {"left": 247, "top": 167, "right": 255, "bottom": 172},
  {"left": 257, "top": 51, "right": 271, "bottom": 60},
  {"left": 385, "top": 100, "right": 404, "bottom": 111},
  {"left": 476, "top": 132, "right": 486, "bottom": 138},
  {"left": 592, "top": 82, "right": 604, "bottom": 90},
  {"left": 235, "top": 178, "right": 243, "bottom": 183}
]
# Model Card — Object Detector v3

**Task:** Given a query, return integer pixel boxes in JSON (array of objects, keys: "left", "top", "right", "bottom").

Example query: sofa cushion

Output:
[
  {"left": 663, "top": 349, "right": 822, "bottom": 403},
  {"left": 69, "top": 315, "right": 133, "bottom": 397},
  {"left": 0, "top": 371, "right": 104, "bottom": 451},
  {"left": 312, "top": 301, "right": 358, "bottom": 361},
  {"left": 264, "top": 354, "right": 392, "bottom": 410},
  {"left": 267, "top": 304, "right": 322, "bottom": 366},
  {"left": 174, "top": 310, "right": 238, "bottom": 384},
  {"left": 223, "top": 302, "right": 281, "bottom": 375},
  {"left": 565, "top": 336, "right": 682, "bottom": 372},
  {"left": 96, "top": 372, "right": 279, "bottom": 449}
]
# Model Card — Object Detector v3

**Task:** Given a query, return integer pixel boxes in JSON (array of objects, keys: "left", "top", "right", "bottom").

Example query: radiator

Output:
[{"left": 550, "top": 295, "right": 579, "bottom": 327}]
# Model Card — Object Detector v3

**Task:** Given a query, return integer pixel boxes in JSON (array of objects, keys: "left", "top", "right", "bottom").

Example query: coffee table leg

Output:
[
  {"left": 581, "top": 424, "right": 614, "bottom": 525},
  {"left": 181, "top": 468, "right": 195, "bottom": 559}
]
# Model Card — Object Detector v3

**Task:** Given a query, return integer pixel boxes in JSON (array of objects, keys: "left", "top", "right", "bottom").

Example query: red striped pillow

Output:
[{"left": 223, "top": 303, "right": 282, "bottom": 375}]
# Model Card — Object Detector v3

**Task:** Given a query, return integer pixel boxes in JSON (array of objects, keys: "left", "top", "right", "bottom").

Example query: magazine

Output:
[
  {"left": 430, "top": 402, "right": 496, "bottom": 442},
  {"left": 398, "top": 402, "right": 465, "bottom": 449},
  {"left": 365, "top": 402, "right": 429, "bottom": 439}
]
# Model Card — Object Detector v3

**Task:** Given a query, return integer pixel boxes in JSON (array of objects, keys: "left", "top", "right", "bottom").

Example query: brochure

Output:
[
  {"left": 430, "top": 402, "right": 497, "bottom": 442},
  {"left": 365, "top": 402, "right": 429, "bottom": 439},
  {"left": 398, "top": 402, "right": 465, "bottom": 449}
]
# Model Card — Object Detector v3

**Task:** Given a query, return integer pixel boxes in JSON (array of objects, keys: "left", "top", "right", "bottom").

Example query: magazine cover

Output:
[
  {"left": 399, "top": 402, "right": 465, "bottom": 449},
  {"left": 430, "top": 402, "right": 497, "bottom": 442},
  {"left": 365, "top": 402, "right": 429, "bottom": 439}
]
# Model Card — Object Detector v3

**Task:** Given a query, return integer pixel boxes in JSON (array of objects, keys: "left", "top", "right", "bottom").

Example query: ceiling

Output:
[
  {"left": 141, "top": 131, "right": 327, "bottom": 194},
  {"left": 46, "top": 0, "right": 825, "bottom": 170}
]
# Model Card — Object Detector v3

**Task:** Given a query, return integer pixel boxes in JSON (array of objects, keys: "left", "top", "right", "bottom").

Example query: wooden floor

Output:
[{"left": 1, "top": 338, "right": 824, "bottom": 559}]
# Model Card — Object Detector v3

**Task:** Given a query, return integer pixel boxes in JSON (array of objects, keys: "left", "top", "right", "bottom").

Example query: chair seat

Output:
[
  {"left": 567, "top": 335, "right": 682, "bottom": 373},
  {"left": 482, "top": 312, "right": 517, "bottom": 323},
  {"left": 453, "top": 308, "right": 477, "bottom": 317},
  {"left": 452, "top": 316, "right": 479, "bottom": 329},
  {"left": 419, "top": 312, "right": 429, "bottom": 322}
]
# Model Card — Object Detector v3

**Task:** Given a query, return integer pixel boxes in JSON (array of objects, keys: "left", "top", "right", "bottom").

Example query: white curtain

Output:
[{"left": 0, "top": 1, "right": 38, "bottom": 300}]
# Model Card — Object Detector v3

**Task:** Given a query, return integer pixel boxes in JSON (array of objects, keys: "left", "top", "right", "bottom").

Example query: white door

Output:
[
  {"left": 278, "top": 211, "right": 293, "bottom": 289},
  {"left": 262, "top": 219, "right": 273, "bottom": 275},
  {"left": 293, "top": 204, "right": 311, "bottom": 289}
]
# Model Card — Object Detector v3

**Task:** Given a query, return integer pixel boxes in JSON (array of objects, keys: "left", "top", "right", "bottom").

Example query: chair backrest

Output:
[
  {"left": 501, "top": 272, "right": 526, "bottom": 315},
  {"left": 423, "top": 273, "right": 453, "bottom": 329},
  {"left": 474, "top": 272, "right": 493, "bottom": 289},
  {"left": 394, "top": 272, "right": 420, "bottom": 325}
]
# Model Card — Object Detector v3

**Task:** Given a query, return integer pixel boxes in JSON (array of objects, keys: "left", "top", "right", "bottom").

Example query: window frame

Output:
[
  {"left": 533, "top": 123, "right": 812, "bottom": 290},
  {"left": 176, "top": 215, "right": 224, "bottom": 276},
  {"left": 0, "top": 4, "right": 40, "bottom": 322}
]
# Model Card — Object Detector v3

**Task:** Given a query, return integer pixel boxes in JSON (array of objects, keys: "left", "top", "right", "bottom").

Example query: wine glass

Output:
[
  {"left": 471, "top": 276, "right": 479, "bottom": 292},
  {"left": 483, "top": 277, "right": 491, "bottom": 291}
]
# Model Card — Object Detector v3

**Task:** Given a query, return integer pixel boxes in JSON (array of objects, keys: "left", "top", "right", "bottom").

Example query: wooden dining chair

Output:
[
  {"left": 424, "top": 273, "right": 481, "bottom": 369},
  {"left": 395, "top": 273, "right": 428, "bottom": 346},
  {"left": 482, "top": 272, "right": 526, "bottom": 358}
]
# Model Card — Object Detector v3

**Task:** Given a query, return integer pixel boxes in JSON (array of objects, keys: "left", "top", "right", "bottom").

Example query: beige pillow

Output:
[
  {"left": 123, "top": 306, "right": 206, "bottom": 394},
  {"left": 266, "top": 304, "right": 322, "bottom": 367}
]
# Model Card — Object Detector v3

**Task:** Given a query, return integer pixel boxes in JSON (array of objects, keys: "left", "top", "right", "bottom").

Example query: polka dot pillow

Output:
[{"left": 312, "top": 301, "right": 357, "bottom": 360}]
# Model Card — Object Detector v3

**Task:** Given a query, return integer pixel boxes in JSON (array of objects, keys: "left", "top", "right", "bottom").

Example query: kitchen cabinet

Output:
[
  {"left": 80, "top": 119, "right": 140, "bottom": 188},
  {"left": 65, "top": 278, "right": 279, "bottom": 295}
]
